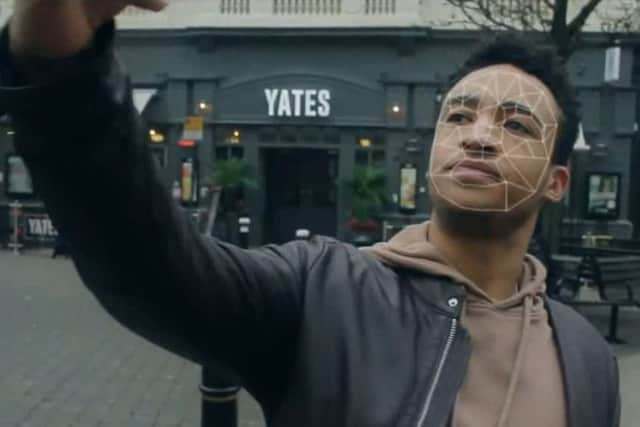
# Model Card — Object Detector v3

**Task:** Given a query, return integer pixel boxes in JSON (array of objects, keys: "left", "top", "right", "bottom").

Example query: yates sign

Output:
[
  {"left": 24, "top": 215, "right": 58, "bottom": 241},
  {"left": 265, "top": 89, "right": 331, "bottom": 118}
]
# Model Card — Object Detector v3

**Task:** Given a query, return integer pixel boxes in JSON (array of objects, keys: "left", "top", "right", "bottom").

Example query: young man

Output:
[{"left": 1, "top": 1, "right": 619, "bottom": 426}]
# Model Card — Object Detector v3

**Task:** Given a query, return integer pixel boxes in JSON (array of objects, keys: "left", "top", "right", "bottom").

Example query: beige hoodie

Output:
[{"left": 363, "top": 222, "right": 567, "bottom": 427}]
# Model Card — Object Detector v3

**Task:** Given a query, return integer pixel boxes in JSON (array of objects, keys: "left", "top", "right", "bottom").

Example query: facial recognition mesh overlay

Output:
[{"left": 428, "top": 66, "right": 559, "bottom": 212}]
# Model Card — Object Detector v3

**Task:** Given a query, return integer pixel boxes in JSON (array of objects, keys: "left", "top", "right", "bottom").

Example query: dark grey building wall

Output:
[{"left": 114, "top": 29, "right": 639, "bottom": 242}]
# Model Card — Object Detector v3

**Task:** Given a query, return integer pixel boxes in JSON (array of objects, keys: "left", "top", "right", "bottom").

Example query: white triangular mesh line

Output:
[
  {"left": 428, "top": 68, "right": 560, "bottom": 212},
  {"left": 503, "top": 155, "right": 536, "bottom": 191}
]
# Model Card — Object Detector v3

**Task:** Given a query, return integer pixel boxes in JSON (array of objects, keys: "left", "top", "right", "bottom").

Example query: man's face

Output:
[{"left": 428, "top": 64, "right": 564, "bottom": 213}]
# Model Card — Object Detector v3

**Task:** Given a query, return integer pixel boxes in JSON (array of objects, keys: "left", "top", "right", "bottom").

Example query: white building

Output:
[{"left": 0, "top": 0, "right": 636, "bottom": 31}]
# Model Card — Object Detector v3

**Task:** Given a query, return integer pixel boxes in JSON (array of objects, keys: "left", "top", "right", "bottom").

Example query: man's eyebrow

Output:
[
  {"left": 501, "top": 100, "right": 543, "bottom": 127},
  {"left": 445, "top": 94, "right": 480, "bottom": 108}
]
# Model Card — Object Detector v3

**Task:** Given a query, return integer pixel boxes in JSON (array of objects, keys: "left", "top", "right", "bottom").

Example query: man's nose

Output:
[{"left": 460, "top": 119, "right": 500, "bottom": 158}]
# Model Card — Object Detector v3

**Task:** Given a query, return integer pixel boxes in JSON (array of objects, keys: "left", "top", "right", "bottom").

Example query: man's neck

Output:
[{"left": 428, "top": 208, "right": 537, "bottom": 301}]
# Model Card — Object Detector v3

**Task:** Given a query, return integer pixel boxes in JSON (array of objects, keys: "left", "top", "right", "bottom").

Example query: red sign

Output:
[{"left": 178, "top": 139, "right": 196, "bottom": 147}]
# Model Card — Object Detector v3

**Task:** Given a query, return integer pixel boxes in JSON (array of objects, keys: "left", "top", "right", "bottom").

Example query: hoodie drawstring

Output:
[{"left": 496, "top": 295, "right": 533, "bottom": 427}]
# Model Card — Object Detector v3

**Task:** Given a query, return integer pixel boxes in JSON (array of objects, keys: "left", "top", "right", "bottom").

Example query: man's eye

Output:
[
  {"left": 447, "top": 113, "right": 471, "bottom": 124},
  {"left": 504, "top": 120, "right": 532, "bottom": 136}
]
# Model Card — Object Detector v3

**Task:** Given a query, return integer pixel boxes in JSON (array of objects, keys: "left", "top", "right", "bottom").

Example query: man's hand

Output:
[{"left": 9, "top": 0, "right": 167, "bottom": 59}]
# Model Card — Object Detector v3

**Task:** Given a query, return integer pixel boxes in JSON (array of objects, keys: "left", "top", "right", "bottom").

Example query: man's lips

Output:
[{"left": 447, "top": 159, "right": 502, "bottom": 182}]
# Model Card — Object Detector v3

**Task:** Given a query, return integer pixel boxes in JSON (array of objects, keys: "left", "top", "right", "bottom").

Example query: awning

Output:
[{"left": 133, "top": 88, "right": 158, "bottom": 114}]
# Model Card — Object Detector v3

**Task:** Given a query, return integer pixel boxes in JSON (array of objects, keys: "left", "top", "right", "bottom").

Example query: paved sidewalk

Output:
[
  {"left": 0, "top": 251, "right": 264, "bottom": 427},
  {"left": 1, "top": 250, "right": 639, "bottom": 426}
]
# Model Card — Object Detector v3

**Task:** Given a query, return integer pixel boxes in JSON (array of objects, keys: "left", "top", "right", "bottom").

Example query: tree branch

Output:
[
  {"left": 597, "top": 2, "right": 637, "bottom": 32},
  {"left": 551, "top": 0, "right": 568, "bottom": 34},
  {"left": 443, "top": 0, "right": 519, "bottom": 30},
  {"left": 567, "top": 0, "right": 603, "bottom": 36},
  {"left": 543, "top": 0, "right": 554, "bottom": 12},
  {"left": 534, "top": 0, "right": 553, "bottom": 31},
  {"left": 441, "top": 0, "right": 612, "bottom": 58}
]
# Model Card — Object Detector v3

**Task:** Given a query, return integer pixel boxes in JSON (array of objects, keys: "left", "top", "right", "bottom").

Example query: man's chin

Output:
[
  {"left": 429, "top": 177, "right": 540, "bottom": 213},
  {"left": 430, "top": 181, "right": 509, "bottom": 213},
  {"left": 435, "top": 198, "right": 510, "bottom": 214}
]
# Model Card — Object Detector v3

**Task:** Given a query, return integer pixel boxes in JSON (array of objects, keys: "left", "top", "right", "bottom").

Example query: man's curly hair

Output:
[{"left": 442, "top": 33, "right": 581, "bottom": 166}]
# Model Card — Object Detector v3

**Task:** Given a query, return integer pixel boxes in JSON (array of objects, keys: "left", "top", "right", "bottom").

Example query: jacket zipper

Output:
[{"left": 415, "top": 318, "right": 458, "bottom": 427}]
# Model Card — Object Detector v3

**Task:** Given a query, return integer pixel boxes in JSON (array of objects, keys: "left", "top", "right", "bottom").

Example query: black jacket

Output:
[{"left": 0, "top": 22, "right": 619, "bottom": 427}]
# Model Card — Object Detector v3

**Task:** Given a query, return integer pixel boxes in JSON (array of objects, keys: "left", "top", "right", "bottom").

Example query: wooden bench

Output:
[{"left": 552, "top": 254, "right": 640, "bottom": 343}]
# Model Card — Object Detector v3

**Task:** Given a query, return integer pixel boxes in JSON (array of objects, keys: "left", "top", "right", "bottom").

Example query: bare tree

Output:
[{"left": 442, "top": 0, "right": 638, "bottom": 59}]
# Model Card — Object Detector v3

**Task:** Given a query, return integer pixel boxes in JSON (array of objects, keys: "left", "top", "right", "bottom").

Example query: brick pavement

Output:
[
  {"left": 0, "top": 250, "right": 264, "bottom": 427},
  {"left": 1, "top": 250, "right": 640, "bottom": 426}
]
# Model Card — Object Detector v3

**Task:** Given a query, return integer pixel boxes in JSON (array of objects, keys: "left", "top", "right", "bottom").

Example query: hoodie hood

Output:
[{"left": 363, "top": 221, "right": 547, "bottom": 307}]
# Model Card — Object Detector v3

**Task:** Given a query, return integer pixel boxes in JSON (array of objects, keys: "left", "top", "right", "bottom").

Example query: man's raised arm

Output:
[{"left": 0, "top": 0, "right": 321, "bottom": 402}]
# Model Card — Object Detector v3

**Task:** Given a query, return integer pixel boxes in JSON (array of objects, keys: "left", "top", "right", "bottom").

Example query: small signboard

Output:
[
  {"left": 182, "top": 116, "right": 204, "bottom": 141},
  {"left": 604, "top": 46, "right": 621, "bottom": 83},
  {"left": 23, "top": 213, "right": 58, "bottom": 242},
  {"left": 586, "top": 173, "right": 621, "bottom": 219}
]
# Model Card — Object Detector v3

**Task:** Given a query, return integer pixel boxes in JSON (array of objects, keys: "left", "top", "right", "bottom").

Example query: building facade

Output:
[{"left": 0, "top": 0, "right": 637, "bottom": 246}]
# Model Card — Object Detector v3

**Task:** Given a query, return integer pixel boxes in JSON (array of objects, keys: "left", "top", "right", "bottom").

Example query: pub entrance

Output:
[{"left": 262, "top": 147, "right": 339, "bottom": 244}]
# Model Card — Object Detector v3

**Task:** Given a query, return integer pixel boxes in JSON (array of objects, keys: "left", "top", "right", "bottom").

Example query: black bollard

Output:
[
  {"left": 238, "top": 216, "right": 251, "bottom": 249},
  {"left": 200, "top": 368, "right": 240, "bottom": 427},
  {"left": 198, "top": 216, "right": 252, "bottom": 427},
  {"left": 295, "top": 228, "right": 311, "bottom": 241}
]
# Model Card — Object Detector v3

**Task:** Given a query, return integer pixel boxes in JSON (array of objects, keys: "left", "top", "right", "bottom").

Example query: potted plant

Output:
[
  {"left": 204, "top": 158, "right": 258, "bottom": 237},
  {"left": 342, "top": 165, "right": 388, "bottom": 244}
]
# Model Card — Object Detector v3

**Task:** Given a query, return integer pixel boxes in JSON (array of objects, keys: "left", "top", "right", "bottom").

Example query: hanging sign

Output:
[
  {"left": 182, "top": 116, "right": 204, "bottom": 141},
  {"left": 604, "top": 46, "right": 621, "bottom": 83}
]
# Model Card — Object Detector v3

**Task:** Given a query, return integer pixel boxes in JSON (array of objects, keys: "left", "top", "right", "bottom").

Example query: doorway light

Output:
[
  {"left": 359, "top": 137, "right": 372, "bottom": 148},
  {"left": 149, "top": 128, "right": 165, "bottom": 143},
  {"left": 229, "top": 129, "right": 241, "bottom": 144},
  {"left": 198, "top": 101, "right": 212, "bottom": 113}
]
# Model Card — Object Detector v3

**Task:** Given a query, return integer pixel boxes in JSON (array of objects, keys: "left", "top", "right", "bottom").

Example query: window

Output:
[
  {"left": 355, "top": 135, "right": 386, "bottom": 167},
  {"left": 216, "top": 127, "right": 243, "bottom": 145},
  {"left": 215, "top": 147, "right": 244, "bottom": 161},
  {"left": 301, "top": 127, "right": 320, "bottom": 144},
  {"left": 273, "top": 0, "right": 341, "bottom": 14},
  {"left": 221, "top": 0, "right": 250, "bottom": 14},
  {"left": 258, "top": 127, "right": 278, "bottom": 144},
  {"left": 364, "top": 0, "right": 396, "bottom": 14},
  {"left": 281, "top": 127, "right": 298, "bottom": 144},
  {"left": 323, "top": 132, "right": 341, "bottom": 145}
]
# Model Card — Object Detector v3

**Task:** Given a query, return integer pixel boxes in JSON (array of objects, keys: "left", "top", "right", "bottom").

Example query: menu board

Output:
[
  {"left": 586, "top": 173, "right": 620, "bottom": 219},
  {"left": 399, "top": 163, "right": 417, "bottom": 212}
]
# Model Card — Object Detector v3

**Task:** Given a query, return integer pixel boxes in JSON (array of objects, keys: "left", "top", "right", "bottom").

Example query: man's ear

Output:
[{"left": 544, "top": 165, "right": 570, "bottom": 203}]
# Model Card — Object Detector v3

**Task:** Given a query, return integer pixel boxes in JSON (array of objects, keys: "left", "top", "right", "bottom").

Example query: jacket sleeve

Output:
[{"left": 0, "top": 21, "right": 320, "bottom": 398}]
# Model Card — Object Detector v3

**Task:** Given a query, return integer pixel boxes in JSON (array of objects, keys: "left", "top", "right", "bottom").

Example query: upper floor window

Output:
[
  {"left": 273, "top": 0, "right": 342, "bottom": 15},
  {"left": 364, "top": 0, "right": 396, "bottom": 14},
  {"left": 221, "top": 0, "right": 251, "bottom": 14}
]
